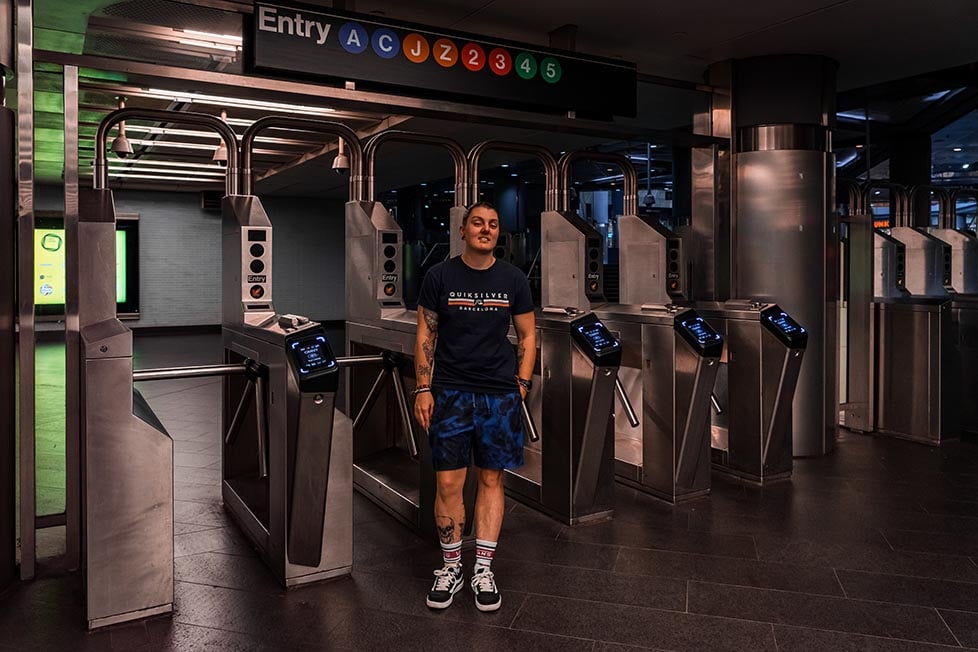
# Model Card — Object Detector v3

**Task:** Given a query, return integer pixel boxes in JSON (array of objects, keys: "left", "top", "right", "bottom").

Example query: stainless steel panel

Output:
[
  {"left": 928, "top": 229, "right": 978, "bottom": 294},
  {"left": 618, "top": 216, "right": 669, "bottom": 306},
  {"left": 840, "top": 213, "right": 874, "bottom": 433},
  {"left": 889, "top": 227, "right": 949, "bottom": 297},
  {"left": 83, "top": 354, "right": 173, "bottom": 629},
  {"left": 345, "top": 201, "right": 405, "bottom": 325},
  {"left": 682, "top": 145, "right": 730, "bottom": 301},
  {"left": 734, "top": 150, "right": 837, "bottom": 457},
  {"left": 540, "top": 210, "right": 602, "bottom": 311},
  {"left": 222, "top": 196, "right": 275, "bottom": 329},
  {"left": 64, "top": 66, "right": 81, "bottom": 569},
  {"left": 16, "top": 0, "right": 35, "bottom": 581},
  {"left": 955, "top": 300, "right": 978, "bottom": 434},
  {"left": 0, "top": 100, "right": 15, "bottom": 588},
  {"left": 874, "top": 232, "right": 907, "bottom": 300},
  {"left": 874, "top": 300, "right": 958, "bottom": 445}
]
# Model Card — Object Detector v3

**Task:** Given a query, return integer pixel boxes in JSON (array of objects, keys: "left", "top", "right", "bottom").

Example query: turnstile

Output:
[
  {"left": 699, "top": 302, "right": 808, "bottom": 484},
  {"left": 222, "top": 317, "right": 353, "bottom": 585},
  {"left": 596, "top": 304, "right": 722, "bottom": 503},
  {"left": 513, "top": 311, "right": 623, "bottom": 523},
  {"left": 220, "top": 190, "right": 358, "bottom": 586}
]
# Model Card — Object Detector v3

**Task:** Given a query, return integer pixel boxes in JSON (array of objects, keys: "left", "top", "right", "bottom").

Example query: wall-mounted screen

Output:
[{"left": 34, "top": 215, "right": 140, "bottom": 318}]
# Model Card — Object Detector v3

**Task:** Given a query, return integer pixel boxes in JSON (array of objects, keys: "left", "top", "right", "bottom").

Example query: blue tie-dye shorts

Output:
[{"left": 427, "top": 388, "right": 525, "bottom": 471}]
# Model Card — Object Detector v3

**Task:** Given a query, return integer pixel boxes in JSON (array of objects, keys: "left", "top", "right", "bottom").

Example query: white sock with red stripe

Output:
[
  {"left": 441, "top": 539, "right": 462, "bottom": 568},
  {"left": 474, "top": 539, "right": 496, "bottom": 573}
]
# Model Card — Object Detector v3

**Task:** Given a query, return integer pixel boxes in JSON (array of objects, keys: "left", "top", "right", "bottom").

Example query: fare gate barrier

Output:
[
  {"left": 699, "top": 302, "right": 808, "bottom": 484},
  {"left": 864, "top": 182, "right": 959, "bottom": 446},
  {"left": 77, "top": 108, "right": 239, "bottom": 629}
]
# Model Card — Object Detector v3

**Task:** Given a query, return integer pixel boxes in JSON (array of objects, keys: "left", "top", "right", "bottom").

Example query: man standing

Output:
[{"left": 414, "top": 201, "right": 536, "bottom": 612}]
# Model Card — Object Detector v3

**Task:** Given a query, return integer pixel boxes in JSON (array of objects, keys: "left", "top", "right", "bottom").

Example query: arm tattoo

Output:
[
  {"left": 436, "top": 516, "right": 455, "bottom": 544},
  {"left": 516, "top": 343, "right": 525, "bottom": 368},
  {"left": 417, "top": 309, "right": 439, "bottom": 383}
]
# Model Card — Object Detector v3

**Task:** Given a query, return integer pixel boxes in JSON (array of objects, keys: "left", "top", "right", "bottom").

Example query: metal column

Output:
[
  {"left": 63, "top": 65, "right": 81, "bottom": 570},
  {"left": 16, "top": 0, "right": 35, "bottom": 580},
  {"left": 0, "top": 0, "right": 17, "bottom": 588}
]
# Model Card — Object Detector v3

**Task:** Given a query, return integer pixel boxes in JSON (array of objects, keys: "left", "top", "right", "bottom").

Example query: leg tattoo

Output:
[{"left": 436, "top": 516, "right": 456, "bottom": 544}]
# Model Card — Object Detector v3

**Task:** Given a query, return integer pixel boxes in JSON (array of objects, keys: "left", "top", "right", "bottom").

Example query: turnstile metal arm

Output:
[
  {"left": 340, "top": 351, "right": 420, "bottom": 458},
  {"left": 521, "top": 401, "right": 540, "bottom": 442},
  {"left": 132, "top": 363, "right": 250, "bottom": 382},
  {"left": 615, "top": 377, "right": 640, "bottom": 428},
  {"left": 221, "top": 360, "right": 270, "bottom": 478},
  {"left": 710, "top": 393, "right": 723, "bottom": 416}
]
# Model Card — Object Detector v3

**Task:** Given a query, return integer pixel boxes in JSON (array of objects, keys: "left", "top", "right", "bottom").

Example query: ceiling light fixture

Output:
[
  {"left": 108, "top": 165, "right": 227, "bottom": 177},
  {"left": 106, "top": 172, "right": 218, "bottom": 182},
  {"left": 102, "top": 158, "right": 228, "bottom": 171},
  {"left": 954, "top": 147, "right": 963, "bottom": 152},
  {"left": 141, "top": 88, "right": 336, "bottom": 116}
]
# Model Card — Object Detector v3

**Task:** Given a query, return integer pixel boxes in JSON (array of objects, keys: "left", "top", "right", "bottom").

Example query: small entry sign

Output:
[{"left": 246, "top": 1, "right": 637, "bottom": 118}]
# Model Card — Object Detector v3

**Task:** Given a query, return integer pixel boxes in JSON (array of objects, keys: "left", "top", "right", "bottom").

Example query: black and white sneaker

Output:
[
  {"left": 426, "top": 564, "right": 464, "bottom": 609},
  {"left": 470, "top": 569, "right": 501, "bottom": 612}
]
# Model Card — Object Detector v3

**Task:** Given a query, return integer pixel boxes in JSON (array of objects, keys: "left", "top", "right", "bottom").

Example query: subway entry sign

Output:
[{"left": 247, "top": 1, "right": 637, "bottom": 118}]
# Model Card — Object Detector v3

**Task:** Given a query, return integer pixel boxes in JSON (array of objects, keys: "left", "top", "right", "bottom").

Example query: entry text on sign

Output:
[{"left": 258, "top": 6, "right": 331, "bottom": 45}]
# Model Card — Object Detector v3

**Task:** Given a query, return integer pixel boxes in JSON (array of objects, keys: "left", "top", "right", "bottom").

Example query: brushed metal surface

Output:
[
  {"left": 0, "top": 103, "right": 15, "bottom": 587},
  {"left": 618, "top": 216, "right": 670, "bottom": 306},
  {"left": 541, "top": 210, "right": 603, "bottom": 310},
  {"left": 874, "top": 231, "right": 908, "bottom": 299},
  {"left": 16, "top": 0, "right": 35, "bottom": 580},
  {"left": 63, "top": 66, "right": 81, "bottom": 569},
  {"left": 734, "top": 149, "right": 837, "bottom": 457},
  {"left": 839, "top": 212, "right": 874, "bottom": 433},
  {"left": 83, "top": 354, "right": 173, "bottom": 628},
  {"left": 952, "top": 299, "right": 978, "bottom": 434},
  {"left": 888, "top": 227, "right": 950, "bottom": 297},
  {"left": 698, "top": 303, "right": 801, "bottom": 483},
  {"left": 874, "top": 300, "right": 958, "bottom": 445},
  {"left": 345, "top": 201, "right": 405, "bottom": 326},
  {"left": 927, "top": 228, "right": 978, "bottom": 294},
  {"left": 222, "top": 196, "right": 275, "bottom": 329},
  {"left": 681, "top": 145, "right": 730, "bottom": 301}
]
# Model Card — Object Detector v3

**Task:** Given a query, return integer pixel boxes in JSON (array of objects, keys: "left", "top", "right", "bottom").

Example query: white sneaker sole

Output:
[
  {"left": 426, "top": 582, "right": 463, "bottom": 609},
  {"left": 475, "top": 596, "right": 502, "bottom": 612}
]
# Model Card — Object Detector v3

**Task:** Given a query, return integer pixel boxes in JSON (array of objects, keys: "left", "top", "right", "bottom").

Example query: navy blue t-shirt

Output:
[{"left": 418, "top": 256, "right": 534, "bottom": 394}]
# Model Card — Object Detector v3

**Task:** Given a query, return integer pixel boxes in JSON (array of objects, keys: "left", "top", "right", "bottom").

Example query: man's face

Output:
[{"left": 461, "top": 207, "right": 499, "bottom": 254}]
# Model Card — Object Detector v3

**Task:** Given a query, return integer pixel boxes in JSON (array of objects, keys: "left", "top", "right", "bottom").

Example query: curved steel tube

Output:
[
  {"left": 861, "top": 180, "right": 909, "bottom": 227},
  {"left": 951, "top": 188, "right": 978, "bottom": 228},
  {"left": 241, "top": 116, "right": 364, "bottom": 200},
  {"left": 909, "top": 184, "right": 952, "bottom": 228},
  {"left": 363, "top": 130, "right": 468, "bottom": 203},
  {"left": 95, "top": 108, "right": 239, "bottom": 195},
  {"left": 467, "top": 140, "right": 559, "bottom": 212},
  {"left": 557, "top": 151, "right": 638, "bottom": 215}
]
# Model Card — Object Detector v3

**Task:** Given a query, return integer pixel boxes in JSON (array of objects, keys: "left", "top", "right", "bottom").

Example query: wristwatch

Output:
[{"left": 516, "top": 377, "right": 532, "bottom": 392}]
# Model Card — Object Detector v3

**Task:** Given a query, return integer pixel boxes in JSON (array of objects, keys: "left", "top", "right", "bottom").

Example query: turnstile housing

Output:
[
  {"left": 596, "top": 305, "right": 722, "bottom": 503},
  {"left": 699, "top": 302, "right": 807, "bottom": 484}
]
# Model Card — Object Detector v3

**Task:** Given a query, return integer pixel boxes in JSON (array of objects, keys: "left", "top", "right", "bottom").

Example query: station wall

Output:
[{"left": 35, "top": 187, "right": 347, "bottom": 327}]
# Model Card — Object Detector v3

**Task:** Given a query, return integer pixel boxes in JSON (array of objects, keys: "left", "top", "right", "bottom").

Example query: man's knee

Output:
[
  {"left": 435, "top": 469, "right": 466, "bottom": 497},
  {"left": 478, "top": 468, "right": 504, "bottom": 489}
]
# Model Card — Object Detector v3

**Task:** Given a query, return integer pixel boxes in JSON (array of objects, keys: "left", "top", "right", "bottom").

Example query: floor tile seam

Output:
[
  {"left": 614, "top": 567, "right": 846, "bottom": 598},
  {"left": 475, "top": 552, "right": 694, "bottom": 582},
  {"left": 772, "top": 622, "right": 974, "bottom": 650},
  {"left": 173, "top": 577, "right": 284, "bottom": 597},
  {"left": 934, "top": 608, "right": 965, "bottom": 648},
  {"left": 139, "top": 379, "right": 221, "bottom": 401},
  {"left": 690, "top": 578, "right": 978, "bottom": 615},
  {"left": 769, "top": 623, "right": 780, "bottom": 651},
  {"left": 506, "top": 592, "right": 530, "bottom": 629},
  {"left": 833, "top": 566, "right": 978, "bottom": 587},
  {"left": 833, "top": 568, "right": 847, "bottom": 598},
  {"left": 690, "top": 580, "right": 978, "bottom": 614},
  {"left": 568, "top": 537, "right": 760, "bottom": 561}
]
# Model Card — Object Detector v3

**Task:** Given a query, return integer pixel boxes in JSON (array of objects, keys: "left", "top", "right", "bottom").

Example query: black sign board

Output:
[{"left": 246, "top": 1, "right": 637, "bottom": 118}]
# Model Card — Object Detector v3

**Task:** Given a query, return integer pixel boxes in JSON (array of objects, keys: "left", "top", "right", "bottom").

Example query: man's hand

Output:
[
  {"left": 518, "top": 385, "right": 527, "bottom": 401},
  {"left": 414, "top": 391, "right": 434, "bottom": 430}
]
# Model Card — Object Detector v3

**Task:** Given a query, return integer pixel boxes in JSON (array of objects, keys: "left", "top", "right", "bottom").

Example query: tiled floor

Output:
[{"left": 3, "top": 332, "right": 978, "bottom": 651}]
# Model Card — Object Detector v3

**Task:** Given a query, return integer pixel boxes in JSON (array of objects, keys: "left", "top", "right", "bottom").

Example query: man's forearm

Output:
[
  {"left": 516, "top": 334, "right": 536, "bottom": 381},
  {"left": 416, "top": 308, "right": 438, "bottom": 385}
]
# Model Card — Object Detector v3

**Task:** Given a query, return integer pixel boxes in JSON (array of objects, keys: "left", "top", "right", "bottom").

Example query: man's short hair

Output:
[{"left": 463, "top": 201, "right": 497, "bottom": 224}]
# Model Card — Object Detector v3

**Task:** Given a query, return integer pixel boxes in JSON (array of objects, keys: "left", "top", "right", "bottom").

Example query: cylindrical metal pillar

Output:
[{"left": 725, "top": 55, "right": 839, "bottom": 458}]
